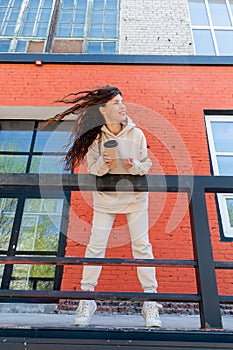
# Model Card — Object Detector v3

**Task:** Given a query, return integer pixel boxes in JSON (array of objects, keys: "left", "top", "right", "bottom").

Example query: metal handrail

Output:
[{"left": 1, "top": 173, "right": 233, "bottom": 329}]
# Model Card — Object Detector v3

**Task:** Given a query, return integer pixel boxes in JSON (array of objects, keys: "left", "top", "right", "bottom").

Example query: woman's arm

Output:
[
  {"left": 87, "top": 140, "right": 110, "bottom": 176},
  {"left": 125, "top": 132, "right": 152, "bottom": 176}
]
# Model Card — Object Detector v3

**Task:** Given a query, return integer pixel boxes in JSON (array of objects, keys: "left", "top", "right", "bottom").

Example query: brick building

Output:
[{"left": 0, "top": 0, "right": 233, "bottom": 314}]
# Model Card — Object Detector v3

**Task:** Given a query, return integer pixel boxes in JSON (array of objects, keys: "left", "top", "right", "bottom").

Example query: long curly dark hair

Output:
[{"left": 43, "top": 85, "right": 122, "bottom": 170}]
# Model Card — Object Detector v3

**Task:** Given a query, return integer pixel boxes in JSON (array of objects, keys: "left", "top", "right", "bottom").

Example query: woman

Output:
[{"left": 44, "top": 85, "right": 162, "bottom": 327}]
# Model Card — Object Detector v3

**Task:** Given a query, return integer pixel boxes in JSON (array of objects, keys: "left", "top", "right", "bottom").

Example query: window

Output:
[
  {"left": 0, "top": 120, "right": 71, "bottom": 292},
  {"left": 0, "top": 0, "right": 120, "bottom": 53},
  {"left": 205, "top": 115, "right": 233, "bottom": 238},
  {"left": 188, "top": 0, "right": 233, "bottom": 55}
]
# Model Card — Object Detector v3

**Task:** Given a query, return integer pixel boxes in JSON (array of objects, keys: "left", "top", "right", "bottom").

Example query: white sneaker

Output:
[
  {"left": 142, "top": 302, "right": 162, "bottom": 328},
  {"left": 74, "top": 300, "right": 97, "bottom": 326}
]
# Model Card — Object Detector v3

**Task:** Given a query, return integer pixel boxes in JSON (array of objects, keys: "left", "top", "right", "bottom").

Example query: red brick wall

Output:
[{"left": 1, "top": 63, "right": 233, "bottom": 295}]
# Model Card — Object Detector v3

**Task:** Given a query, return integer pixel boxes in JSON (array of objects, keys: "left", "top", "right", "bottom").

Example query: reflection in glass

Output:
[
  {"left": 0, "top": 265, "right": 4, "bottom": 286},
  {"left": 11, "top": 198, "right": 63, "bottom": 290},
  {"left": 0, "top": 40, "right": 10, "bottom": 52},
  {"left": 103, "top": 41, "right": 116, "bottom": 53},
  {"left": 0, "top": 130, "right": 33, "bottom": 152},
  {"left": 215, "top": 30, "right": 233, "bottom": 55},
  {"left": 93, "top": 0, "right": 105, "bottom": 9},
  {"left": 106, "top": 0, "right": 118, "bottom": 9},
  {"left": 88, "top": 41, "right": 101, "bottom": 53},
  {"left": 17, "top": 198, "right": 63, "bottom": 252},
  {"left": 217, "top": 156, "right": 233, "bottom": 175},
  {"left": 0, "top": 198, "right": 18, "bottom": 250},
  {"left": 0, "top": 121, "right": 34, "bottom": 152},
  {"left": 35, "top": 124, "right": 71, "bottom": 152},
  {"left": 30, "top": 155, "right": 68, "bottom": 173},
  {"left": 90, "top": 24, "right": 103, "bottom": 37},
  {"left": 0, "top": 155, "right": 28, "bottom": 173},
  {"left": 211, "top": 122, "right": 233, "bottom": 152},
  {"left": 188, "top": 0, "right": 209, "bottom": 25},
  {"left": 15, "top": 40, "right": 28, "bottom": 52},
  {"left": 226, "top": 198, "right": 233, "bottom": 227},
  {"left": 193, "top": 29, "right": 215, "bottom": 55},
  {"left": 209, "top": 0, "right": 231, "bottom": 26},
  {"left": 10, "top": 264, "right": 55, "bottom": 290}
]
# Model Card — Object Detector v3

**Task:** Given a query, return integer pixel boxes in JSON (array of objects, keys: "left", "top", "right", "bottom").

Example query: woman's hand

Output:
[
  {"left": 122, "top": 158, "right": 134, "bottom": 169},
  {"left": 103, "top": 151, "right": 113, "bottom": 167}
]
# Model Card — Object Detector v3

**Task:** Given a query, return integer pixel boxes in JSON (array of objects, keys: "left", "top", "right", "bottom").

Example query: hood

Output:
[{"left": 101, "top": 115, "right": 135, "bottom": 138}]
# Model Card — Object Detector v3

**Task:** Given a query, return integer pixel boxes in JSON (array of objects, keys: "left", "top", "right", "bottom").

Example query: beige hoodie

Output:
[{"left": 87, "top": 116, "right": 152, "bottom": 213}]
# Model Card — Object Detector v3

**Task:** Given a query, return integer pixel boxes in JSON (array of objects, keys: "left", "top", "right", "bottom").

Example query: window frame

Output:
[
  {"left": 188, "top": 0, "right": 233, "bottom": 56},
  {"left": 0, "top": 115, "right": 71, "bottom": 293},
  {"left": 205, "top": 114, "right": 233, "bottom": 238},
  {"left": 0, "top": 0, "right": 120, "bottom": 54}
]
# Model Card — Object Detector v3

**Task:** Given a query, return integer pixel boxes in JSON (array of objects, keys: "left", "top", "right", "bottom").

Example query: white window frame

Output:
[
  {"left": 0, "top": 0, "right": 120, "bottom": 53},
  {"left": 188, "top": 0, "right": 233, "bottom": 56},
  {"left": 0, "top": 0, "right": 56, "bottom": 53},
  {"left": 205, "top": 115, "right": 233, "bottom": 238},
  {"left": 56, "top": 0, "right": 120, "bottom": 54}
]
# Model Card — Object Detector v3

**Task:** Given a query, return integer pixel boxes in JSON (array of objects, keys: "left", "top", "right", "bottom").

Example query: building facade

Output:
[{"left": 0, "top": 0, "right": 233, "bottom": 312}]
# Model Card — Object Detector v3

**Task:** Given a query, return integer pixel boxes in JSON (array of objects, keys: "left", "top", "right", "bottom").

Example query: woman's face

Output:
[{"left": 100, "top": 94, "right": 126, "bottom": 125}]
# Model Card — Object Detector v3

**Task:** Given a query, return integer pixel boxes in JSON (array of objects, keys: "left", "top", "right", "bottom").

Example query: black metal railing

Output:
[{"left": 1, "top": 173, "right": 233, "bottom": 329}]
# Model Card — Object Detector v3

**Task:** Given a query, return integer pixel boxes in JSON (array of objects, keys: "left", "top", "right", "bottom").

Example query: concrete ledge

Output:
[{"left": 0, "top": 303, "right": 56, "bottom": 314}]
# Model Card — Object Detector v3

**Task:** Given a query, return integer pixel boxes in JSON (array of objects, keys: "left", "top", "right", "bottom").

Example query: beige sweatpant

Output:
[{"left": 80, "top": 208, "right": 158, "bottom": 293}]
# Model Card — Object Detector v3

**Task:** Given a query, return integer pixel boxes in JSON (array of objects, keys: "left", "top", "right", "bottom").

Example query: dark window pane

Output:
[
  {"left": 90, "top": 24, "right": 103, "bottom": 37},
  {"left": 4, "top": 23, "right": 15, "bottom": 35},
  {"left": 0, "top": 121, "right": 34, "bottom": 152},
  {"left": 21, "top": 23, "right": 34, "bottom": 36},
  {"left": 12, "top": 0, "right": 22, "bottom": 6},
  {"left": 15, "top": 40, "right": 28, "bottom": 52},
  {"left": 93, "top": 0, "right": 105, "bottom": 9},
  {"left": 0, "top": 10, "right": 5, "bottom": 22},
  {"left": 106, "top": 0, "right": 118, "bottom": 10},
  {"left": 0, "top": 40, "right": 10, "bottom": 52},
  {"left": 104, "top": 24, "right": 117, "bottom": 37},
  {"left": 77, "top": 0, "right": 87, "bottom": 9},
  {"left": 105, "top": 11, "right": 117, "bottom": 23},
  {"left": 87, "top": 41, "right": 101, "bottom": 53},
  {"left": 28, "top": 0, "right": 40, "bottom": 8},
  {"left": 103, "top": 41, "right": 116, "bottom": 53},
  {"left": 57, "top": 24, "right": 71, "bottom": 36},
  {"left": 34, "top": 122, "right": 72, "bottom": 152},
  {"left": 30, "top": 155, "right": 68, "bottom": 173},
  {"left": 8, "top": 8, "right": 20, "bottom": 22},
  {"left": 0, "top": 198, "right": 18, "bottom": 250},
  {"left": 74, "top": 9, "right": 86, "bottom": 22},
  {"left": 10, "top": 264, "right": 55, "bottom": 290},
  {"left": 91, "top": 10, "right": 104, "bottom": 23},
  {"left": 25, "top": 9, "right": 37, "bottom": 22},
  {"left": 42, "top": 0, "right": 54, "bottom": 7},
  {"left": 72, "top": 24, "right": 84, "bottom": 36},
  {"left": 38, "top": 8, "right": 51, "bottom": 22},
  {"left": 0, "top": 155, "right": 28, "bottom": 173},
  {"left": 63, "top": 0, "right": 74, "bottom": 9},
  {"left": 60, "top": 10, "right": 73, "bottom": 23},
  {"left": 35, "top": 22, "right": 48, "bottom": 36}
]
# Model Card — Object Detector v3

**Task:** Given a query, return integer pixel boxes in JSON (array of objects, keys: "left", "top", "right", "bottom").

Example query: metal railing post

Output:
[{"left": 189, "top": 185, "right": 222, "bottom": 329}]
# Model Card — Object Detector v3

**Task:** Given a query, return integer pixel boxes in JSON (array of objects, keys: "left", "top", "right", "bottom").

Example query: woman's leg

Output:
[
  {"left": 126, "top": 208, "right": 158, "bottom": 293},
  {"left": 80, "top": 210, "right": 115, "bottom": 291}
]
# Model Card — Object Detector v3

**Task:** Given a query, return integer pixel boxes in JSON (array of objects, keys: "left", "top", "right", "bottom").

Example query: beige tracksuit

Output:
[{"left": 81, "top": 116, "right": 158, "bottom": 293}]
